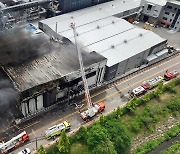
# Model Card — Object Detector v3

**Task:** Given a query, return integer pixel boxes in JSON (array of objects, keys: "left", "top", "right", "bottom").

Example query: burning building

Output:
[{"left": 0, "top": 24, "right": 107, "bottom": 121}]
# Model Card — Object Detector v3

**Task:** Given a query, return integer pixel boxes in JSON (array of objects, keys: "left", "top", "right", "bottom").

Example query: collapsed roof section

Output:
[{"left": 0, "top": 24, "right": 106, "bottom": 92}]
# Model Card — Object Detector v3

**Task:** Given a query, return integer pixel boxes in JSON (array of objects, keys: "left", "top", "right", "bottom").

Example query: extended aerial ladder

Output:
[{"left": 70, "top": 23, "right": 105, "bottom": 121}]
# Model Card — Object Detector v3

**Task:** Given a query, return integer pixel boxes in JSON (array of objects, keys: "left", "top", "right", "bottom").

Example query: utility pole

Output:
[
  {"left": 70, "top": 23, "right": 93, "bottom": 109},
  {"left": 55, "top": 22, "right": 58, "bottom": 33}
]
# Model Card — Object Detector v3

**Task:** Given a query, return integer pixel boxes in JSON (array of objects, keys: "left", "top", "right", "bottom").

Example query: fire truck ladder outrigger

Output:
[{"left": 70, "top": 23, "right": 105, "bottom": 121}]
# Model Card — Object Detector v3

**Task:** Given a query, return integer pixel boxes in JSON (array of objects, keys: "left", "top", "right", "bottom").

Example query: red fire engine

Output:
[{"left": 0, "top": 131, "right": 29, "bottom": 154}]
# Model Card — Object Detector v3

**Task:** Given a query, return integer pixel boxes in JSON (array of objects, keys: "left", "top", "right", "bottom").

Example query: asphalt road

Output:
[{"left": 7, "top": 54, "right": 179, "bottom": 154}]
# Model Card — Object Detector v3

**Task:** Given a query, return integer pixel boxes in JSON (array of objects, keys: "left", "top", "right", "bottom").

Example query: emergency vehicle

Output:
[
  {"left": 44, "top": 120, "right": 70, "bottom": 139},
  {"left": 0, "top": 131, "right": 29, "bottom": 154}
]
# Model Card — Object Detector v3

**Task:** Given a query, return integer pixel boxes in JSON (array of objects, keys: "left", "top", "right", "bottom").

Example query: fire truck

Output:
[
  {"left": 0, "top": 131, "right": 29, "bottom": 154},
  {"left": 70, "top": 23, "right": 105, "bottom": 121},
  {"left": 141, "top": 75, "right": 164, "bottom": 90},
  {"left": 131, "top": 86, "right": 146, "bottom": 96},
  {"left": 44, "top": 120, "right": 71, "bottom": 139},
  {"left": 164, "top": 70, "right": 179, "bottom": 81},
  {"left": 80, "top": 102, "right": 105, "bottom": 121}
]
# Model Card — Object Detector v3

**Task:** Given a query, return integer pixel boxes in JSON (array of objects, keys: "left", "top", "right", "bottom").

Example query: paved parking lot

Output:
[{"left": 135, "top": 22, "right": 180, "bottom": 49}]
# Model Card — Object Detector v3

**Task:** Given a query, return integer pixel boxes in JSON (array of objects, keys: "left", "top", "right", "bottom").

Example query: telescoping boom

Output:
[{"left": 70, "top": 23, "right": 105, "bottom": 121}]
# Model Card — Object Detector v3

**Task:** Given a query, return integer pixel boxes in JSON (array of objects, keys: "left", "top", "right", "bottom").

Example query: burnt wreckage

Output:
[{"left": 0, "top": 25, "right": 107, "bottom": 121}]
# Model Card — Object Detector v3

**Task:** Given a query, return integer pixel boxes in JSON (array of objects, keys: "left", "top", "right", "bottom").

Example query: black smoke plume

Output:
[
  {"left": 0, "top": 79, "right": 19, "bottom": 129},
  {"left": 0, "top": 26, "right": 53, "bottom": 66}
]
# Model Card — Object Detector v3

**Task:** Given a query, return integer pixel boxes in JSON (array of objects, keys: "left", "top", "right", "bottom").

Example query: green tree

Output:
[
  {"left": 116, "top": 107, "right": 123, "bottom": 119},
  {"left": 38, "top": 145, "right": 47, "bottom": 154},
  {"left": 126, "top": 97, "right": 138, "bottom": 112},
  {"left": 104, "top": 121, "right": 131, "bottom": 154},
  {"left": 57, "top": 130, "right": 70, "bottom": 153},
  {"left": 76, "top": 126, "right": 87, "bottom": 143},
  {"left": 99, "top": 115, "right": 106, "bottom": 126},
  {"left": 92, "top": 140, "right": 117, "bottom": 154},
  {"left": 87, "top": 124, "right": 108, "bottom": 149}
]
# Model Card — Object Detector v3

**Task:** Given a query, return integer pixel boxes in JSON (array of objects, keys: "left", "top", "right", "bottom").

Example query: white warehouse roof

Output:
[
  {"left": 40, "top": 0, "right": 166, "bottom": 67},
  {"left": 40, "top": 0, "right": 141, "bottom": 34},
  {"left": 60, "top": 17, "right": 166, "bottom": 67}
]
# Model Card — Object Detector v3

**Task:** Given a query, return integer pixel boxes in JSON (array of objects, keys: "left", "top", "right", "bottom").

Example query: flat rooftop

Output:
[
  {"left": 39, "top": 0, "right": 141, "bottom": 34},
  {"left": 44, "top": 16, "right": 166, "bottom": 67}
]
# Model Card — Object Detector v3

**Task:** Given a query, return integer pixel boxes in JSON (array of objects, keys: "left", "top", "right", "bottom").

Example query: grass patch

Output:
[
  {"left": 70, "top": 142, "right": 90, "bottom": 154},
  {"left": 133, "top": 125, "right": 180, "bottom": 154}
]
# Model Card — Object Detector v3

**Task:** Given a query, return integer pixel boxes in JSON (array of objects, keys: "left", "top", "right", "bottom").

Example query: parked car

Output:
[{"left": 17, "top": 148, "right": 31, "bottom": 154}]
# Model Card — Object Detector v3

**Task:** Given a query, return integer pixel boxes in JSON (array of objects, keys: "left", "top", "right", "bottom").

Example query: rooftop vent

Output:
[
  {"left": 139, "top": 33, "right": 143, "bottom": 37},
  {"left": 112, "top": 20, "right": 115, "bottom": 24},
  {"left": 99, "top": 7, "right": 102, "bottom": 10},
  {"left": 76, "top": 33, "right": 79, "bottom": 36},
  {"left": 111, "top": 44, "right": 115, "bottom": 48},
  {"left": 71, "top": 16, "right": 73, "bottom": 19},
  {"left": 124, "top": 39, "right": 127, "bottom": 43},
  {"left": 123, "top": 1, "right": 125, "bottom": 3},
  {"left": 97, "top": 25, "right": 100, "bottom": 29}
]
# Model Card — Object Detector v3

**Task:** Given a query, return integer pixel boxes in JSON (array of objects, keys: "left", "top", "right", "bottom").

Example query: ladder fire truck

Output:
[
  {"left": 70, "top": 23, "right": 105, "bottom": 121},
  {"left": 0, "top": 131, "right": 29, "bottom": 154}
]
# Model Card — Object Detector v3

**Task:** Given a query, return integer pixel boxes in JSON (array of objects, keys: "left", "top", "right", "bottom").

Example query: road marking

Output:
[
  {"left": 81, "top": 55, "right": 180, "bottom": 102},
  {"left": 28, "top": 60, "right": 180, "bottom": 137},
  {"left": 94, "top": 61, "right": 180, "bottom": 103}
]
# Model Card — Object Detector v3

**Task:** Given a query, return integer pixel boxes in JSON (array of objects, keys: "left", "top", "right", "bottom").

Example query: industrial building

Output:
[
  {"left": 140, "top": 0, "right": 167, "bottom": 23},
  {"left": 0, "top": 0, "right": 112, "bottom": 31},
  {"left": 160, "top": 0, "right": 180, "bottom": 31},
  {"left": 0, "top": 0, "right": 171, "bottom": 120},
  {"left": 0, "top": 24, "right": 106, "bottom": 118},
  {"left": 140, "top": 0, "right": 180, "bottom": 31},
  {"left": 40, "top": 1, "right": 168, "bottom": 81}
]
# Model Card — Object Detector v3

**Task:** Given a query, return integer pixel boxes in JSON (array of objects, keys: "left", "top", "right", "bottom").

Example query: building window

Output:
[
  {"left": 170, "top": 19, "right": 172, "bottom": 22},
  {"left": 175, "top": 8, "right": 177, "bottom": 11},
  {"left": 147, "top": 4, "right": 152, "bottom": 10},
  {"left": 172, "top": 14, "right": 174, "bottom": 16},
  {"left": 163, "top": 17, "right": 168, "bottom": 20},
  {"left": 165, "top": 11, "right": 170, "bottom": 15},
  {"left": 167, "top": 6, "right": 172, "bottom": 9}
]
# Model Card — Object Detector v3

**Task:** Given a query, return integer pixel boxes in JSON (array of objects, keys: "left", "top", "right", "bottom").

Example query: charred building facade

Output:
[
  {"left": 0, "top": 0, "right": 173, "bottom": 122},
  {"left": 0, "top": 24, "right": 106, "bottom": 120}
]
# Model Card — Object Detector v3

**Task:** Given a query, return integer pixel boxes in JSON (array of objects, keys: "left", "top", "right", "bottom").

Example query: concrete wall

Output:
[{"left": 104, "top": 64, "right": 118, "bottom": 81}]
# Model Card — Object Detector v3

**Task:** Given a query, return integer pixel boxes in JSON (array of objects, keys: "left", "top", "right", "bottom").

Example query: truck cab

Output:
[
  {"left": 96, "top": 102, "right": 105, "bottom": 112},
  {"left": 164, "top": 70, "right": 179, "bottom": 81},
  {"left": 80, "top": 102, "right": 105, "bottom": 121}
]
